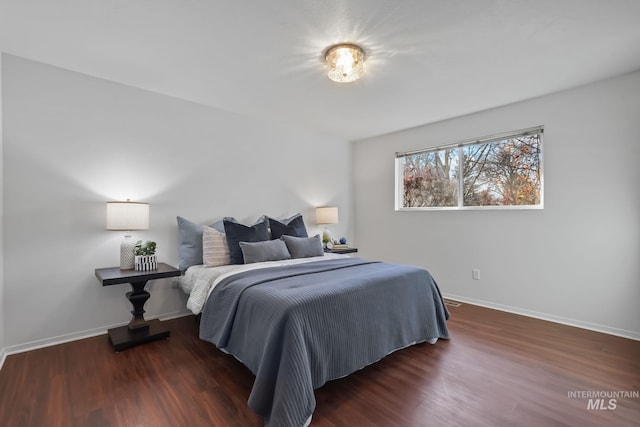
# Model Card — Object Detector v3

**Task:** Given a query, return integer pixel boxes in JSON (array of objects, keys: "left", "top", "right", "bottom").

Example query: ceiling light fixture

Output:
[{"left": 325, "top": 44, "right": 365, "bottom": 83}]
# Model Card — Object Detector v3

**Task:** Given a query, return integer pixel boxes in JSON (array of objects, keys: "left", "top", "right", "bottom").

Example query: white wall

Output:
[
  {"left": 353, "top": 71, "right": 640, "bottom": 339},
  {"left": 1, "top": 54, "right": 352, "bottom": 350},
  {"left": 0, "top": 53, "right": 5, "bottom": 362}
]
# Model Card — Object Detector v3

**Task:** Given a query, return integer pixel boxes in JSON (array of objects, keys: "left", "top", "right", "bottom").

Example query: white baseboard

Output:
[
  {"left": 443, "top": 293, "right": 640, "bottom": 341},
  {"left": 0, "top": 347, "right": 7, "bottom": 372},
  {"left": 0, "top": 309, "right": 192, "bottom": 370},
  {"left": 160, "top": 310, "right": 193, "bottom": 321}
]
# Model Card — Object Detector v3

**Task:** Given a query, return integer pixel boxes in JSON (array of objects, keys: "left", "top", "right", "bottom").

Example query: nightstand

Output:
[
  {"left": 95, "top": 263, "right": 181, "bottom": 351},
  {"left": 325, "top": 247, "right": 358, "bottom": 255}
]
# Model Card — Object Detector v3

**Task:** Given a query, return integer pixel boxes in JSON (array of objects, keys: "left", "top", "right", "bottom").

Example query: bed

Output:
[{"left": 179, "top": 253, "right": 449, "bottom": 427}]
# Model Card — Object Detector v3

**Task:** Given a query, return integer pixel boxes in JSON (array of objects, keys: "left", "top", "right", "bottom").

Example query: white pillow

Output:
[{"left": 202, "top": 225, "right": 231, "bottom": 267}]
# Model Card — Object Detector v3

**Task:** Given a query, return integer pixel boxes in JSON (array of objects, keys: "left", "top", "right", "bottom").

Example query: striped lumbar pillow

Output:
[{"left": 202, "top": 225, "right": 231, "bottom": 267}]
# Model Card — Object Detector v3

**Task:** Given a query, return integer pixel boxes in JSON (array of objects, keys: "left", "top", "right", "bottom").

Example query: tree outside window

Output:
[{"left": 397, "top": 127, "right": 543, "bottom": 209}]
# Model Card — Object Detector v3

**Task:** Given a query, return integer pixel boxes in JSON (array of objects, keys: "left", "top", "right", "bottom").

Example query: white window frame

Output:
[{"left": 395, "top": 126, "right": 544, "bottom": 211}]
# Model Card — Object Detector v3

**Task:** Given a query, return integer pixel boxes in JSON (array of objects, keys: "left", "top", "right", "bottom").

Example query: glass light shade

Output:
[
  {"left": 325, "top": 44, "right": 365, "bottom": 83},
  {"left": 106, "top": 201, "right": 149, "bottom": 231},
  {"left": 316, "top": 206, "right": 339, "bottom": 225}
]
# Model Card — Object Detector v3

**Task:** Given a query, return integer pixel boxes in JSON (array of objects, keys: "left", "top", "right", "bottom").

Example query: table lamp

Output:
[
  {"left": 106, "top": 200, "right": 149, "bottom": 269},
  {"left": 316, "top": 206, "right": 338, "bottom": 248}
]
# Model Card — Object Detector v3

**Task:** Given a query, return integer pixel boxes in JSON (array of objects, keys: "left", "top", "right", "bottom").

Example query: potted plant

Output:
[{"left": 134, "top": 240, "right": 158, "bottom": 271}]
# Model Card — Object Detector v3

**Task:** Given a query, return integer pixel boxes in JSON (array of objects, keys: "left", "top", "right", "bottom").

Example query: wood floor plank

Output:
[{"left": 0, "top": 302, "right": 638, "bottom": 426}]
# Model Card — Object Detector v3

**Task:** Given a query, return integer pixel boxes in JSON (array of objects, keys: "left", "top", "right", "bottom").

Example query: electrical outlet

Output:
[{"left": 472, "top": 269, "right": 481, "bottom": 280}]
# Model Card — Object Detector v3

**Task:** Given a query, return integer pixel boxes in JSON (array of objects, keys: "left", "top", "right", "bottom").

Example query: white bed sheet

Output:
[{"left": 180, "top": 253, "right": 349, "bottom": 315}]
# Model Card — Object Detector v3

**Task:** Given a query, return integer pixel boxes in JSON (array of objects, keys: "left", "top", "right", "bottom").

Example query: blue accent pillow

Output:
[
  {"left": 281, "top": 234, "right": 324, "bottom": 259},
  {"left": 223, "top": 217, "right": 270, "bottom": 264},
  {"left": 239, "top": 239, "right": 291, "bottom": 264},
  {"left": 176, "top": 216, "right": 225, "bottom": 272},
  {"left": 268, "top": 213, "right": 308, "bottom": 239}
]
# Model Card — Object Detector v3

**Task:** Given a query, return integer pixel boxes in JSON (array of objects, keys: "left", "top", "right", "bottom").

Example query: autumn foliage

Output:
[{"left": 402, "top": 134, "right": 542, "bottom": 208}]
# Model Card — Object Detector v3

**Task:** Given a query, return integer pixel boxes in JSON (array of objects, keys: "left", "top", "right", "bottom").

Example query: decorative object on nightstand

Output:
[
  {"left": 323, "top": 236, "right": 357, "bottom": 254},
  {"left": 316, "top": 206, "right": 338, "bottom": 249},
  {"left": 134, "top": 240, "right": 157, "bottom": 271},
  {"left": 106, "top": 200, "right": 150, "bottom": 270},
  {"left": 95, "top": 263, "right": 180, "bottom": 351}
]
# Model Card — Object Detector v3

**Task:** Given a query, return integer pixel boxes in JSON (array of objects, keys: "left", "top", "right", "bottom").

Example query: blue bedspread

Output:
[{"left": 199, "top": 257, "right": 449, "bottom": 427}]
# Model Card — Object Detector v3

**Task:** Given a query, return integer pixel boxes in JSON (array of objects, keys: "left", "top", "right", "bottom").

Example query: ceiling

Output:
[{"left": 1, "top": 0, "right": 640, "bottom": 141}]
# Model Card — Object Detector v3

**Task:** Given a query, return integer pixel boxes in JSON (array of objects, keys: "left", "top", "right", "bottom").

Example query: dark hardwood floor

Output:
[{"left": 1, "top": 302, "right": 638, "bottom": 426}]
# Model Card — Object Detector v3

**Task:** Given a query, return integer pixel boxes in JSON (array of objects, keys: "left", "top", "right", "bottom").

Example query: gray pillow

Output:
[
  {"left": 281, "top": 234, "right": 324, "bottom": 259},
  {"left": 177, "top": 216, "right": 226, "bottom": 272},
  {"left": 239, "top": 239, "right": 291, "bottom": 264}
]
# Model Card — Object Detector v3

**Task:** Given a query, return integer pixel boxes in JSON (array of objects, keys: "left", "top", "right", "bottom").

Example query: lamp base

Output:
[
  {"left": 120, "top": 235, "right": 136, "bottom": 270},
  {"left": 322, "top": 227, "right": 334, "bottom": 248}
]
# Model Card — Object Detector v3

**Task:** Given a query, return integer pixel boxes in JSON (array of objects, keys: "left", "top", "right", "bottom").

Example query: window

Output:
[{"left": 396, "top": 126, "right": 543, "bottom": 210}]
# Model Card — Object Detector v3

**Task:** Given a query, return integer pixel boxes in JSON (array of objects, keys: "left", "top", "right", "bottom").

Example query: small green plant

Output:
[{"left": 134, "top": 240, "right": 157, "bottom": 256}]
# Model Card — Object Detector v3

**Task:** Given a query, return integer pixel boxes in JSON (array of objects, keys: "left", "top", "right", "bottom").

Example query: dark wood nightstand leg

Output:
[
  {"left": 126, "top": 280, "right": 150, "bottom": 331},
  {"left": 96, "top": 263, "right": 180, "bottom": 351},
  {"left": 108, "top": 279, "right": 170, "bottom": 351}
]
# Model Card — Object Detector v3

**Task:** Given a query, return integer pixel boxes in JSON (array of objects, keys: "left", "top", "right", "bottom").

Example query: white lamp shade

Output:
[
  {"left": 106, "top": 201, "right": 149, "bottom": 231},
  {"left": 316, "top": 206, "right": 339, "bottom": 225}
]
